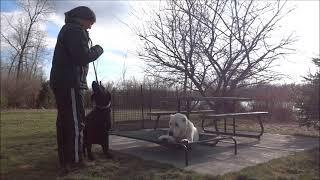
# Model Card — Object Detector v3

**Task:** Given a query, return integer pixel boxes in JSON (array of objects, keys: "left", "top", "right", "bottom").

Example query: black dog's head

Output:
[{"left": 91, "top": 81, "right": 111, "bottom": 109}]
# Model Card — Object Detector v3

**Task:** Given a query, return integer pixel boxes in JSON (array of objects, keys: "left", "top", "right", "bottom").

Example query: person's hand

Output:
[{"left": 91, "top": 45, "right": 104, "bottom": 58}]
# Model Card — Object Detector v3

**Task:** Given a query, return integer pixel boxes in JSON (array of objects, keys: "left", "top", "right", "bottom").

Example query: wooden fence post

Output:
[{"left": 141, "top": 85, "right": 144, "bottom": 129}]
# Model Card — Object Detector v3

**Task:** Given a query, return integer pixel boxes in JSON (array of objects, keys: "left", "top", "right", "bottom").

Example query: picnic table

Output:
[
  {"left": 148, "top": 109, "right": 215, "bottom": 129},
  {"left": 148, "top": 96, "right": 269, "bottom": 139}
]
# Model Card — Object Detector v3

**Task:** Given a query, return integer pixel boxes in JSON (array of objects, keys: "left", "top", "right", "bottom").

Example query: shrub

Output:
[
  {"left": 0, "top": 93, "right": 8, "bottom": 109},
  {"left": 1, "top": 73, "right": 42, "bottom": 108}
]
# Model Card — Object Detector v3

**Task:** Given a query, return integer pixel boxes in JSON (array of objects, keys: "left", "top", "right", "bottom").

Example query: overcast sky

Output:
[{"left": 1, "top": 0, "right": 319, "bottom": 84}]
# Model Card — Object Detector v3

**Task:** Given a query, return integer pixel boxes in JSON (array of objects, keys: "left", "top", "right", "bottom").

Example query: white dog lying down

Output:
[{"left": 158, "top": 113, "right": 199, "bottom": 143}]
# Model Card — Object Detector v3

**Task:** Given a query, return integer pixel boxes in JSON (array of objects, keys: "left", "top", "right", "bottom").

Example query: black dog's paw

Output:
[
  {"left": 88, "top": 153, "right": 95, "bottom": 161},
  {"left": 104, "top": 152, "right": 113, "bottom": 159}
]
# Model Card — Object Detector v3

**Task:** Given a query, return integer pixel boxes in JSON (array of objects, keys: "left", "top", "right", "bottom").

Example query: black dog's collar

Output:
[{"left": 94, "top": 102, "right": 111, "bottom": 110}]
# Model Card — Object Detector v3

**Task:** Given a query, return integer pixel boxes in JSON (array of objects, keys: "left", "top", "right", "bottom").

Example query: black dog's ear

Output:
[
  {"left": 92, "top": 81, "right": 98, "bottom": 86},
  {"left": 91, "top": 94, "right": 95, "bottom": 101},
  {"left": 106, "top": 90, "right": 112, "bottom": 101},
  {"left": 100, "top": 83, "right": 106, "bottom": 91},
  {"left": 92, "top": 81, "right": 99, "bottom": 91}
]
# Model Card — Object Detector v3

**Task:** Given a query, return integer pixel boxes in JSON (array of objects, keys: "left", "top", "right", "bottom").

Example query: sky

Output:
[{"left": 1, "top": 0, "right": 319, "bottom": 85}]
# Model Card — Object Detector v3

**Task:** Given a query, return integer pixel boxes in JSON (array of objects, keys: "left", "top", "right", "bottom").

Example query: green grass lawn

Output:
[
  {"left": 1, "top": 110, "right": 319, "bottom": 179},
  {"left": 222, "top": 148, "right": 319, "bottom": 180}
]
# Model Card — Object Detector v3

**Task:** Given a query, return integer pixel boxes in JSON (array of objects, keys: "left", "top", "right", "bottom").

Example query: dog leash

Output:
[
  {"left": 89, "top": 38, "right": 99, "bottom": 83},
  {"left": 92, "top": 61, "right": 99, "bottom": 83}
]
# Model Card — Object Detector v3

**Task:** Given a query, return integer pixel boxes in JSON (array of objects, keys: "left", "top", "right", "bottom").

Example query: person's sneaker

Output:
[
  {"left": 58, "top": 168, "right": 68, "bottom": 176},
  {"left": 69, "top": 160, "right": 95, "bottom": 169},
  {"left": 58, "top": 164, "right": 71, "bottom": 176}
]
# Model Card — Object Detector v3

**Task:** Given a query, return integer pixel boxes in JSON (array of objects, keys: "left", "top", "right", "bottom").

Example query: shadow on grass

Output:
[
  {"left": 1, "top": 132, "right": 59, "bottom": 180},
  {"left": 1, "top": 132, "right": 213, "bottom": 180}
]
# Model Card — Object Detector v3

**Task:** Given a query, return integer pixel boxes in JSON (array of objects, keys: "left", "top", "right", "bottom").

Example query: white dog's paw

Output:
[
  {"left": 158, "top": 135, "right": 169, "bottom": 141},
  {"left": 158, "top": 135, "right": 176, "bottom": 143},
  {"left": 180, "top": 139, "right": 190, "bottom": 144},
  {"left": 166, "top": 136, "right": 176, "bottom": 143}
]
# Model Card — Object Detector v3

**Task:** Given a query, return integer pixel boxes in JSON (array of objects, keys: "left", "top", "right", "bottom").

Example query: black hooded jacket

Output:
[{"left": 50, "top": 8, "right": 102, "bottom": 90}]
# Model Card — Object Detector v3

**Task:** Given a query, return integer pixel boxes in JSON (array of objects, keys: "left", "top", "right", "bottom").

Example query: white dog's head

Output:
[{"left": 168, "top": 113, "right": 188, "bottom": 139}]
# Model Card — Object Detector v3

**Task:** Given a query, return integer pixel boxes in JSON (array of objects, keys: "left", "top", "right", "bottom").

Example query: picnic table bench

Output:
[{"left": 202, "top": 112, "right": 269, "bottom": 139}]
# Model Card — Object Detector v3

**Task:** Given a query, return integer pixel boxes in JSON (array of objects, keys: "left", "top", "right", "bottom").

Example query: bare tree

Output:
[
  {"left": 138, "top": 0, "right": 295, "bottom": 97},
  {"left": 25, "top": 30, "right": 48, "bottom": 79},
  {"left": 1, "top": 0, "right": 53, "bottom": 80}
]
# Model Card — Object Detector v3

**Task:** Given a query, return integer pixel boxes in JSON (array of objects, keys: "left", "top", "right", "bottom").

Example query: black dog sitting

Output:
[{"left": 83, "top": 81, "right": 112, "bottom": 160}]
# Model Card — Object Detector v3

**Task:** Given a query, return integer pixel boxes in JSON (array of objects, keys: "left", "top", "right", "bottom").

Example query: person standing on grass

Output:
[{"left": 49, "top": 6, "right": 103, "bottom": 173}]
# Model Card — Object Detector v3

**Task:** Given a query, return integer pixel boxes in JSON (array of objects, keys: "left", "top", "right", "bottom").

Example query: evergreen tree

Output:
[
  {"left": 296, "top": 58, "right": 320, "bottom": 129},
  {"left": 37, "top": 81, "right": 55, "bottom": 108}
]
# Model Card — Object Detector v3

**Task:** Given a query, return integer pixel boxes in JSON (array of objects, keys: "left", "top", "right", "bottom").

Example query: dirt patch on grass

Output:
[
  {"left": 62, "top": 150, "right": 210, "bottom": 180},
  {"left": 17, "top": 164, "right": 33, "bottom": 170},
  {"left": 263, "top": 122, "right": 319, "bottom": 137}
]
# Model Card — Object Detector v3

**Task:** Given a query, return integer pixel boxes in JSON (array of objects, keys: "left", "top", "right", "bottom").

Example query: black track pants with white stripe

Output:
[{"left": 53, "top": 87, "right": 85, "bottom": 166}]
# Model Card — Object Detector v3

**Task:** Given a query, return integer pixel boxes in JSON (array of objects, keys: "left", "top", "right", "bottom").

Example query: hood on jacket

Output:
[{"left": 65, "top": 6, "right": 96, "bottom": 24}]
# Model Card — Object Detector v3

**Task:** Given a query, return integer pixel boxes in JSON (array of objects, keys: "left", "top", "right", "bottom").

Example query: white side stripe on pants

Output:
[{"left": 71, "top": 88, "right": 79, "bottom": 162}]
